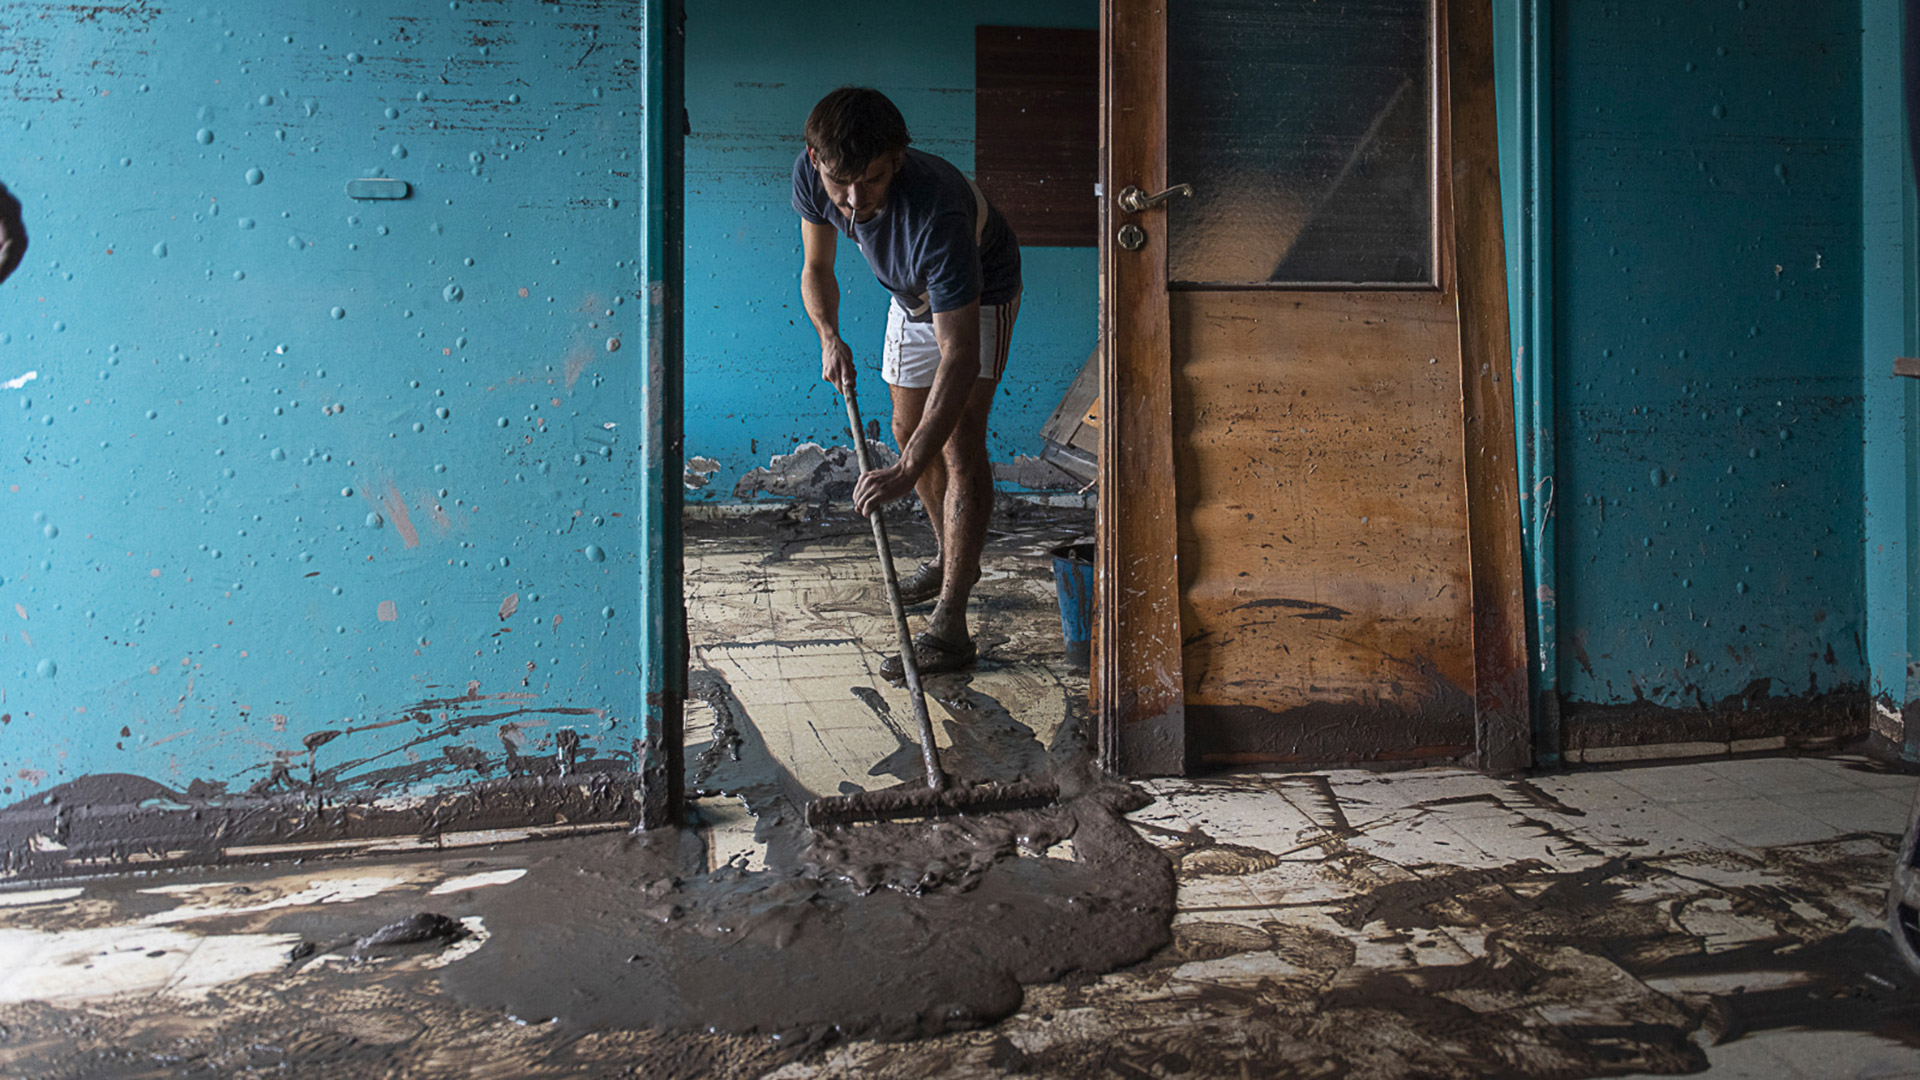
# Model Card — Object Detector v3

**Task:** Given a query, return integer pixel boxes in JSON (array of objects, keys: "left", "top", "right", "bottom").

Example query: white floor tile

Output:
[
  {"left": 1671, "top": 797, "right": 1842, "bottom": 849},
  {"left": 1767, "top": 789, "right": 1913, "bottom": 835},
  {"left": 1700, "top": 756, "right": 1874, "bottom": 797},
  {"left": 0, "top": 926, "right": 201, "bottom": 1003},
  {"left": 1754, "top": 1029, "right": 1920, "bottom": 1079},
  {"left": 1611, "top": 762, "right": 1750, "bottom": 804}
]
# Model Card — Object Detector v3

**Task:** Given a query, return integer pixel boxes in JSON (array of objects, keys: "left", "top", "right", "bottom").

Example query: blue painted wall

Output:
[
  {"left": 681, "top": 0, "right": 1098, "bottom": 501},
  {"left": 1545, "top": 0, "right": 1866, "bottom": 714},
  {"left": 0, "top": 1, "right": 652, "bottom": 804},
  {"left": 1863, "top": 0, "right": 1919, "bottom": 752}
]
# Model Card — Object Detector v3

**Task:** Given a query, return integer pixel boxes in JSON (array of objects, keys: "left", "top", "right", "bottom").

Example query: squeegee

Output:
[{"left": 804, "top": 387, "right": 1059, "bottom": 828}]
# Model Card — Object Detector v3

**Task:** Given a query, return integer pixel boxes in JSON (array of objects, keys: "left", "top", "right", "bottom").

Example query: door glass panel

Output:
[{"left": 1167, "top": 0, "right": 1436, "bottom": 287}]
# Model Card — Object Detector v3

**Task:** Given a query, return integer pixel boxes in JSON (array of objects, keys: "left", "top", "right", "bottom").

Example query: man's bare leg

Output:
[
  {"left": 889, "top": 385, "right": 946, "bottom": 571},
  {"left": 924, "top": 379, "right": 999, "bottom": 647}
]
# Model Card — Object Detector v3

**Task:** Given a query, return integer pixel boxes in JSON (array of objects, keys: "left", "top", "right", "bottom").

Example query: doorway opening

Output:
[{"left": 674, "top": 2, "right": 1104, "bottom": 855}]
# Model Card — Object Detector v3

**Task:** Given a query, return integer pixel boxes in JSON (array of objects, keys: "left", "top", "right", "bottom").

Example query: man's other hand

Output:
[
  {"left": 853, "top": 462, "right": 915, "bottom": 517},
  {"left": 820, "top": 335, "right": 856, "bottom": 393}
]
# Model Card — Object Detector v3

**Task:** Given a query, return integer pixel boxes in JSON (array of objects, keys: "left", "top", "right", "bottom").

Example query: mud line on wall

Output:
[
  {"left": 1559, "top": 683, "right": 1870, "bottom": 760},
  {"left": 0, "top": 684, "right": 648, "bottom": 877}
]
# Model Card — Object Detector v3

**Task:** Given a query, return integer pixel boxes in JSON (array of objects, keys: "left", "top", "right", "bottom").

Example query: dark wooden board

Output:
[{"left": 977, "top": 25, "right": 1099, "bottom": 248}]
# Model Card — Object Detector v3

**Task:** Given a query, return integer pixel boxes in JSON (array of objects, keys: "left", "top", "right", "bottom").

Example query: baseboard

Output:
[
  {"left": 0, "top": 769, "right": 643, "bottom": 882},
  {"left": 1557, "top": 685, "right": 1869, "bottom": 765}
]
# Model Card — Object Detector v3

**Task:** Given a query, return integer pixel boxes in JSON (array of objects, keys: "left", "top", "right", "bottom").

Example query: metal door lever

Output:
[{"left": 1116, "top": 183, "right": 1193, "bottom": 213}]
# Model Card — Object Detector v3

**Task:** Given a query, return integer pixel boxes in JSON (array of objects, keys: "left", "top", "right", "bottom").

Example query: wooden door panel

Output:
[
  {"left": 1171, "top": 288, "right": 1476, "bottom": 765},
  {"left": 1098, "top": 0, "right": 1525, "bottom": 774}
]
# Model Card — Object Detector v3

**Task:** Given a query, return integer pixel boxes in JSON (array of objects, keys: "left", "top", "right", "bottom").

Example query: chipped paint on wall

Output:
[
  {"left": 0, "top": 1, "right": 648, "bottom": 813},
  {"left": 680, "top": 0, "right": 1098, "bottom": 502},
  {"left": 1550, "top": 0, "right": 1868, "bottom": 721}
]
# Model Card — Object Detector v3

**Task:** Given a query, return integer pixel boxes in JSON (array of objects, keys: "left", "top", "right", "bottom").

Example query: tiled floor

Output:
[
  {"left": 684, "top": 509, "right": 1078, "bottom": 801},
  {"left": 779, "top": 757, "right": 1917, "bottom": 1079},
  {"left": 0, "top": 510, "right": 1915, "bottom": 1078}
]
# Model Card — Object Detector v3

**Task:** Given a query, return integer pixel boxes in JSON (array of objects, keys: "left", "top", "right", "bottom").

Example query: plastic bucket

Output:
[{"left": 1049, "top": 541, "right": 1095, "bottom": 671}]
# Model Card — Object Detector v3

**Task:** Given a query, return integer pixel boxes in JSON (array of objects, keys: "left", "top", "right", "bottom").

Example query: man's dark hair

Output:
[{"left": 804, "top": 87, "right": 911, "bottom": 178}]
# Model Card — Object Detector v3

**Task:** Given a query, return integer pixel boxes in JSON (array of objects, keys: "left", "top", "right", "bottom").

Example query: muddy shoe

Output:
[
  {"left": 880, "top": 632, "right": 977, "bottom": 682},
  {"left": 895, "top": 561, "right": 942, "bottom": 607}
]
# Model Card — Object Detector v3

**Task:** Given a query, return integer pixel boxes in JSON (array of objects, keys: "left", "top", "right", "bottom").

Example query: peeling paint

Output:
[{"left": 731, "top": 441, "right": 898, "bottom": 502}]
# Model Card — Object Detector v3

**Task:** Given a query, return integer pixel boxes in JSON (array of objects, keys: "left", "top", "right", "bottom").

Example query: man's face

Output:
[{"left": 811, "top": 148, "right": 902, "bottom": 225}]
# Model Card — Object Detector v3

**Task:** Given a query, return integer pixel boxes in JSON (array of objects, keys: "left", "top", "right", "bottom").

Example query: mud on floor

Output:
[
  {"left": 0, "top": 767, "right": 1913, "bottom": 1079},
  {"left": 0, "top": 506, "right": 1915, "bottom": 1078}
]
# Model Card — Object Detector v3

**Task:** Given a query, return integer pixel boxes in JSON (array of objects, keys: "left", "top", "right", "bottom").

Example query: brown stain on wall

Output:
[
  {"left": 1559, "top": 681, "right": 1870, "bottom": 757},
  {"left": 0, "top": 684, "right": 634, "bottom": 877},
  {"left": 0, "top": 769, "right": 642, "bottom": 878},
  {"left": 1187, "top": 661, "right": 1475, "bottom": 768}
]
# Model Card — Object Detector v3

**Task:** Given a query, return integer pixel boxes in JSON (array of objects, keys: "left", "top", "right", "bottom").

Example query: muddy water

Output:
[
  {"left": 0, "top": 699, "right": 1171, "bottom": 1075},
  {"left": 6, "top": 507, "right": 1913, "bottom": 1077},
  {"left": 432, "top": 663, "right": 1172, "bottom": 1042},
  {"left": 3, "top": 769, "right": 1917, "bottom": 1079},
  {"left": 435, "top": 770, "right": 1168, "bottom": 1042},
  {"left": 399, "top": 505, "right": 1174, "bottom": 1044}
]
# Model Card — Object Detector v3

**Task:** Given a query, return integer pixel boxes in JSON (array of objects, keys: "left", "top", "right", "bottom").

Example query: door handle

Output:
[{"left": 1116, "top": 183, "right": 1193, "bottom": 213}]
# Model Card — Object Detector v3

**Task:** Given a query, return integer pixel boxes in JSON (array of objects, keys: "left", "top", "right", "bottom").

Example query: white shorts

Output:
[{"left": 880, "top": 292, "right": 1021, "bottom": 389}]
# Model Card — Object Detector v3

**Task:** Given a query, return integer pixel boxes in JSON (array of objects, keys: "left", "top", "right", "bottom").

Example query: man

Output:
[{"left": 793, "top": 87, "right": 1021, "bottom": 678}]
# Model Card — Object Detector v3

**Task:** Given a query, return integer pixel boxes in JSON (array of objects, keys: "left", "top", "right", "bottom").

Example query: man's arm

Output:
[
  {"left": 799, "top": 219, "right": 855, "bottom": 393},
  {"left": 852, "top": 301, "right": 981, "bottom": 516}
]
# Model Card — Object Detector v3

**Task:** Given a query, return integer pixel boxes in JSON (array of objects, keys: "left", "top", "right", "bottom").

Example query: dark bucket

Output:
[{"left": 1049, "top": 541, "right": 1095, "bottom": 671}]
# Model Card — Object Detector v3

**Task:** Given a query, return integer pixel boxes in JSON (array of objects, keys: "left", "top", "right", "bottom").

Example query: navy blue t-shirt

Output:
[{"left": 792, "top": 147, "right": 1021, "bottom": 322}]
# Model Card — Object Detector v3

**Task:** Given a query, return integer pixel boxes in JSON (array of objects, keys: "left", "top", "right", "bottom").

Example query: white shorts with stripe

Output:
[{"left": 881, "top": 291, "right": 1021, "bottom": 389}]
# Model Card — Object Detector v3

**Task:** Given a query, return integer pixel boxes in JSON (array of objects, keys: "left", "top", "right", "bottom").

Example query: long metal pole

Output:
[{"left": 842, "top": 391, "right": 945, "bottom": 792}]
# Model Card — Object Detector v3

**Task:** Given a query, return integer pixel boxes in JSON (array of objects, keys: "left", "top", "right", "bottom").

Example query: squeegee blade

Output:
[{"left": 806, "top": 778, "right": 1060, "bottom": 828}]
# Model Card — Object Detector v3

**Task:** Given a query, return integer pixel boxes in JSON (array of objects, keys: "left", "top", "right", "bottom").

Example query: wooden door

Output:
[{"left": 1098, "top": 0, "right": 1526, "bottom": 775}]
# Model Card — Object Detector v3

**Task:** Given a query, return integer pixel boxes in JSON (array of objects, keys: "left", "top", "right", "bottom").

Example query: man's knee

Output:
[
  {"left": 941, "top": 403, "right": 992, "bottom": 470},
  {"left": 942, "top": 429, "right": 991, "bottom": 481},
  {"left": 890, "top": 413, "right": 917, "bottom": 446}
]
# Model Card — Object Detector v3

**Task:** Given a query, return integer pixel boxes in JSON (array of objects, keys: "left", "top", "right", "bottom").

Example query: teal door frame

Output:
[
  {"left": 1494, "top": 0, "right": 1557, "bottom": 766},
  {"left": 1867, "top": 0, "right": 1920, "bottom": 761},
  {"left": 641, "top": 0, "right": 688, "bottom": 826}
]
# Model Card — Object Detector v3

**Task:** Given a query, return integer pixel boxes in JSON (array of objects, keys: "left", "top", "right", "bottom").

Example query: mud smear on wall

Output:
[
  {"left": 0, "top": 678, "right": 641, "bottom": 877},
  {"left": 1560, "top": 680, "right": 1870, "bottom": 755}
]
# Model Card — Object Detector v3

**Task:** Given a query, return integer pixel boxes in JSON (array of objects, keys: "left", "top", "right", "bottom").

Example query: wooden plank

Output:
[
  {"left": 1895, "top": 357, "right": 1920, "bottom": 379},
  {"left": 1099, "top": 0, "right": 1186, "bottom": 775},
  {"left": 1445, "top": 0, "right": 1530, "bottom": 774},
  {"left": 1037, "top": 348, "right": 1101, "bottom": 454},
  {"left": 976, "top": 26, "right": 1099, "bottom": 247},
  {"left": 1172, "top": 288, "right": 1476, "bottom": 765}
]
